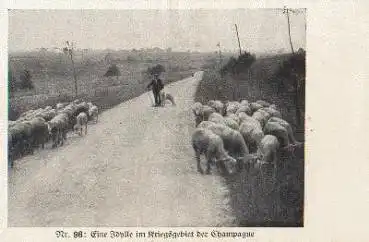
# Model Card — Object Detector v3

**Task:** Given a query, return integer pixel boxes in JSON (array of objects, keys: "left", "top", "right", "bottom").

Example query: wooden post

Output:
[
  {"left": 235, "top": 24, "right": 242, "bottom": 56},
  {"left": 284, "top": 8, "right": 295, "bottom": 54}
]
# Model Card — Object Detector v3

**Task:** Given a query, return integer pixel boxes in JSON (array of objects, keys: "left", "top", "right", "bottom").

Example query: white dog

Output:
[{"left": 159, "top": 90, "right": 176, "bottom": 107}]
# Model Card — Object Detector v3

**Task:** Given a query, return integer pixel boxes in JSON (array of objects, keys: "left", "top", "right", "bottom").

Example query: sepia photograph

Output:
[{"left": 7, "top": 8, "right": 306, "bottom": 227}]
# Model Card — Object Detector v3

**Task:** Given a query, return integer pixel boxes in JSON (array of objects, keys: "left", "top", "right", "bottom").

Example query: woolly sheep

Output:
[
  {"left": 252, "top": 109, "right": 271, "bottom": 128},
  {"left": 191, "top": 128, "right": 237, "bottom": 175},
  {"left": 74, "top": 112, "right": 88, "bottom": 136},
  {"left": 254, "top": 134, "right": 280, "bottom": 181},
  {"left": 226, "top": 113, "right": 240, "bottom": 125},
  {"left": 48, "top": 113, "right": 69, "bottom": 148},
  {"left": 263, "top": 120, "right": 290, "bottom": 148},
  {"left": 202, "top": 122, "right": 250, "bottom": 171},
  {"left": 88, "top": 105, "right": 99, "bottom": 123},
  {"left": 208, "top": 100, "right": 225, "bottom": 115},
  {"left": 260, "top": 107, "right": 282, "bottom": 119},
  {"left": 225, "top": 101, "right": 241, "bottom": 114},
  {"left": 268, "top": 117, "right": 300, "bottom": 145},
  {"left": 235, "top": 104, "right": 253, "bottom": 116},
  {"left": 255, "top": 100, "right": 271, "bottom": 107},
  {"left": 208, "top": 112, "right": 226, "bottom": 125},
  {"left": 249, "top": 102, "right": 263, "bottom": 113},
  {"left": 223, "top": 117, "right": 240, "bottom": 130},
  {"left": 239, "top": 119, "right": 264, "bottom": 153}
]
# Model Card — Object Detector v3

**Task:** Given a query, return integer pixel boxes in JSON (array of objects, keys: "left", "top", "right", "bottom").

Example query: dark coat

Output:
[{"left": 147, "top": 78, "right": 164, "bottom": 93}]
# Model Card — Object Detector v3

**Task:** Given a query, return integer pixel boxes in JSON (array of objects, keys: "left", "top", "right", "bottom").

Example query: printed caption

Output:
[{"left": 55, "top": 229, "right": 255, "bottom": 239}]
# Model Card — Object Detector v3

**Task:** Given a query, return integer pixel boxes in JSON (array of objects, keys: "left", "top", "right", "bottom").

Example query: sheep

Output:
[
  {"left": 208, "top": 112, "right": 226, "bottom": 125},
  {"left": 249, "top": 102, "right": 263, "bottom": 113},
  {"left": 239, "top": 119, "right": 264, "bottom": 153},
  {"left": 268, "top": 117, "right": 301, "bottom": 145},
  {"left": 226, "top": 113, "right": 240, "bottom": 125},
  {"left": 197, "top": 120, "right": 214, "bottom": 129},
  {"left": 88, "top": 105, "right": 99, "bottom": 123},
  {"left": 223, "top": 117, "right": 240, "bottom": 130},
  {"left": 191, "top": 128, "right": 237, "bottom": 175},
  {"left": 235, "top": 103, "right": 253, "bottom": 116},
  {"left": 159, "top": 90, "right": 176, "bottom": 106},
  {"left": 254, "top": 134, "right": 280, "bottom": 183},
  {"left": 252, "top": 109, "right": 271, "bottom": 128},
  {"left": 225, "top": 101, "right": 241, "bottom": 115},
  {"left": 56, "top": 102, "right": 68, "bottom": 111},
  {"left": 260, "top": 107, "right": 282, "bottom": 119},
  {"left": 202, "top": 105, "right": 216, "bottom": 120},
  {"left": 47, "top": 113, "right": 69, "bottom": 148},
  {"left": 255, "top": 100, "right": 271, "bottom": 107},
  {"left": 208, "top": 100, "right": 225, "bottom": 115},
  {"left": 201, "top": 122, "right": 250, "bottom": 171},
  {"left": 74, "top": 112, "right": 88, "bottom": 136},
  {"left": 263, "top": 120, "right": 290, "bottom": 149},
  {"left": 193, "top": 104, "right": 216, "bottom": 127},
  {"left": 24, "top": 117, "right": 49, "bottom": 150},
  {"left": 240, "top": 99, "right": 249, "bottom": 106}
]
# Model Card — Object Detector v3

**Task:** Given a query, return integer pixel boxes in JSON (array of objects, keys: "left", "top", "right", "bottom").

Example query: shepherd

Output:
[{"left": 147, "top": 73, "right": 164, "bottom": 107}]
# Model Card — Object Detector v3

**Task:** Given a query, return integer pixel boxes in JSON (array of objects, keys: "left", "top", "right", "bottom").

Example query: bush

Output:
[
  {"left": 220, "top": 51, "right": 256, "bottom": 75},
  {"left": 104, "top": 64, "right": 121, "bottom": 78}
]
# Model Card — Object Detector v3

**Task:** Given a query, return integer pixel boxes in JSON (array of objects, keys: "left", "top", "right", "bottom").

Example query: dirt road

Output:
[{"left": 8, "top": 71, "right": 236, "bottom": 227}]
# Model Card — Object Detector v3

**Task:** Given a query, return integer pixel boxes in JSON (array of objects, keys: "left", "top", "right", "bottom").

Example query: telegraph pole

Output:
[{"left": 235, "top": 24, "right": 242, "bottom": 56}]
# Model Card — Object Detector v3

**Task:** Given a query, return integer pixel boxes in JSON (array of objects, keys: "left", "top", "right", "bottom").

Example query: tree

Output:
[
  {"left": 8, "top": 68, "right": 16, "bottom": 94},
  {"left": 147, "top": 64, "right": 165, "bottom": 76},
  {"left": 63, "top": 41, "right": 78, "bottom": 97},
  {"left": 104, "top": 64, "right": 121, "bottom": 81},
  {"left": 19, "top": 69, "right": 34, "bottom": 89}
]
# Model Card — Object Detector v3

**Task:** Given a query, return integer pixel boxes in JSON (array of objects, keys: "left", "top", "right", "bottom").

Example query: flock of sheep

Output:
[
  {"left": 8, "top": 100, "right": 99, "bottom": 168},
  {"left": 191, "top": 99, "right": 302, "bottom": 180}
]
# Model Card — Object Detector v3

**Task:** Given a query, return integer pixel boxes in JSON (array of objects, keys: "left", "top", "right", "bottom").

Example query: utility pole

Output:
[
  {"left": 235, "top": 24, "right": 242, "bottom": 56},
  {"left": 216, "top": 42, "right": 222, "bottom": 64},
  {"left": 64, "top": 41, "right": 78, "bottom": 97},
  {"left": 283, "top": 6, "right": 295, "bottom": 54}
]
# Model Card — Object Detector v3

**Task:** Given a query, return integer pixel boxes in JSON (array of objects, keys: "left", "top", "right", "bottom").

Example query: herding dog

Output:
[{"left": 159, "top": 90, "right": 176, "bottom": 107}]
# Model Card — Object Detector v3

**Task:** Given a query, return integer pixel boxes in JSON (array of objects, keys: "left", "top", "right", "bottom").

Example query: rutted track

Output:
[{"left": 8, "top": 72, "right": 236, "bottom": 227}]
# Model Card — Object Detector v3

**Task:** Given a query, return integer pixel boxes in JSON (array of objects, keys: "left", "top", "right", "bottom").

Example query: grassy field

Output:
[
  {"left": 194, "top": 53, "right": 305, "bottom": 226},
  {"left": 9, "top": 49, "right": 218, "bottom": 120}
]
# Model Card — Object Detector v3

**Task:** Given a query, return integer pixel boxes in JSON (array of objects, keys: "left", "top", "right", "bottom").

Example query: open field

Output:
[
  {"left": 194, "top": 53, "right": 305, "bottom": 226},
  {"left": 9, "top": 49, "right": 218, "bottom": 120}
]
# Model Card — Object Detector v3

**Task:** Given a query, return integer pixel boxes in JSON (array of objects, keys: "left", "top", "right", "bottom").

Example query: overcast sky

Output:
[{"left": 9, "top": 9, "right": 306, "bottom": 53}]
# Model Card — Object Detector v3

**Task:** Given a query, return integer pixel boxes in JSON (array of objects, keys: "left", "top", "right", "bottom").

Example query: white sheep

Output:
[
  {"left": 208, "top": 112, "right": 226, "bottom": 125},
  {"left": 88, "top": 105, "right": 99, "bottom": 123},
  {"left": 235, "top": 104, "right": 253, "bottom": 116},
  {"left": 226, "top": 113, "right": 241, "bottom": 125},
  {"left": 239, "top": 119, "right": 264, "bottom": 153},
  {"left": 255, "top": 100, "right": 271, "bottom": 107},
  {"left": 263, "top": 120, "right": 290, "bottom": 148},
  {"left": 249, "top": 102, "right": 263, "bottom": 113},
  {"left": 225, "top": 101, "right": 241, "bottom": 115},
  {"left": 47, "top": 113, "right": 69, "bottom": 147},
  {"left": 208, "top": 100, "right": 225, "bottom": 115},
  {"left": 74, "top": 112, "right": 88, "bottom": 136},
  {"left": 191, "top": 128, "right": 237, "bottom": 175},
  {"left": 268, "top": 117, "right": 301, "bottom": 145},
  {"left": 202, "top": 122, "right": 250, "bottom": 172},
  {"left": 254, "top": 134, "right": 280, "bottom": 183},
  {"left": 260, "top": 107, "right": 282, "bottom": 119},
  {"left": 223, "top": 117, "right": 240, "bottom": 130},
  {"left": 252, "top": 109, "right": 271, "bottom": 128}
]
